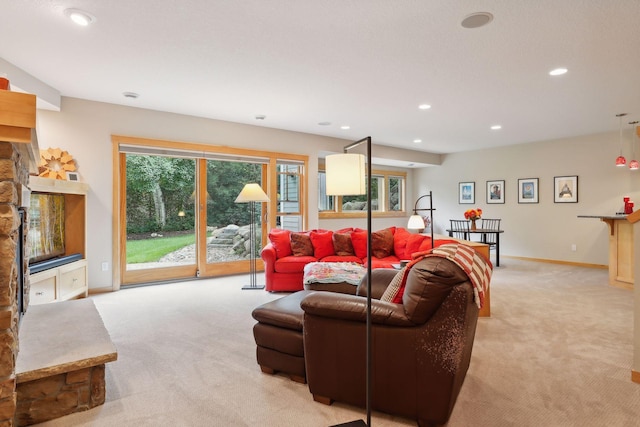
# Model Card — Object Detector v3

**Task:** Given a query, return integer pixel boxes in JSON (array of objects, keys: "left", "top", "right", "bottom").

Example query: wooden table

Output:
[
  {"left": 433, "top": 234, "right": 491, "bottom": 317},
  {"left": 445, "top": 229, "right": 504, "bottom": 266}
]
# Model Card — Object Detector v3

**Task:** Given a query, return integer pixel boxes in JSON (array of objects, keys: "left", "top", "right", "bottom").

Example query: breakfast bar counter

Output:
[{"left": 578, "top": 214, "right": 633, "bottom": 290}]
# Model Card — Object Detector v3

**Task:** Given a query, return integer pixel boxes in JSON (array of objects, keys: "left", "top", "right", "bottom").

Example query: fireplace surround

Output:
[
  {"left": 0, "top": 141, "right": 32, "bottom": 425},
  {"left": 0, "top": 90, "right": 39, "bottom": 425}
]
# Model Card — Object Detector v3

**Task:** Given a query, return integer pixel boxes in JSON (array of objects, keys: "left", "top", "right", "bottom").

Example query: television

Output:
[{"left": 28, "top": 193, "right": 65, "bottom": 264}]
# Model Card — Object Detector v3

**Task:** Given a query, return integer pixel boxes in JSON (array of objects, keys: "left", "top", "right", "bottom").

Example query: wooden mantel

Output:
[
  {"left": 578, "top": 214, "right": 635, "bottom": 290},
  {"left": 0, "top": 90, "right": 40, "bottom": 173}
]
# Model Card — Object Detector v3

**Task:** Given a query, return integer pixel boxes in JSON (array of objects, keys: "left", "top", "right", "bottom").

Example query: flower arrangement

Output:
[{"left": 464, "top": 208, "right": 482, "bottom": 221}]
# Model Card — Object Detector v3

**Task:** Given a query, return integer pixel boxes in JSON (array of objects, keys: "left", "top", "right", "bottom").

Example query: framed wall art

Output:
[
  {"left": 554, "top": 175, "right": 578, "bottom": 203},
  {"left": 518, "top": 178, "right": 539, "bottom": 203},
  {"left": 459, "top": 181, "right": 475, "bottom": 204},
  {"left": 486, "top": 180, "right": 505, "bottom": 204}
]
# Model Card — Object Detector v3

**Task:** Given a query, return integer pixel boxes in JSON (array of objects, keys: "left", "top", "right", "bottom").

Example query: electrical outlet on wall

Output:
[
  {"left": 101, "top": 262, "right": 109, "bottom": 271},
  {"left": 571, "top": 244, "right": 577, "bottom": 252}
]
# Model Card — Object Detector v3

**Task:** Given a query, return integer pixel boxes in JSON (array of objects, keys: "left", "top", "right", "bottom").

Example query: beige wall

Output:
[
  {"left": 36, "top": 96, "right": 640, "bottom": 288},
  {"left": 36, "top": 97, "right": 364, "bottom": 289},
  {"left": 414, "top": 132, "right": 640, "bottom": 265}
]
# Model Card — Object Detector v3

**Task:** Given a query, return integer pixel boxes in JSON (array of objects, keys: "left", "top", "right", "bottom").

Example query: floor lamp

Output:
[
  {"left": 407, "top": 191, "right": 434, "bottom": 244},
  {"left": 235, "top": 183, "right": 269, "bottom": 290},
  {"left": 325, "top": 136, "right": 372, "bottom": 427}
]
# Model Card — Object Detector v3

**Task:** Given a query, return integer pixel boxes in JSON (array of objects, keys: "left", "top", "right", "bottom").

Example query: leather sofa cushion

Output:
[
  {"left": 252, "top": 290, "right": 311, "bottom": 330},
  {"left": 403, "top": 257, "right": 470, "bottom": 324},
  {"left": 275, "top": 255, "right": 318, "bottom": 273}
]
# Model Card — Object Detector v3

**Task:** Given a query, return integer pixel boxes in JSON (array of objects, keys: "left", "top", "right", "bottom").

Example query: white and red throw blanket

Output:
[
  {"left": 389, "top": 243, "right": 493, "bottom": 308},
  {"left": 303, "top": 262, "right": 367, "bottom": 286}
]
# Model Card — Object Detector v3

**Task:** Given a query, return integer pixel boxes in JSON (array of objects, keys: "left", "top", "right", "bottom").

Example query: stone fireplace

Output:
[
  {"left": 0, "top": 141, "right": 31, "bottom": 426},
  {"left": 1, "top": 90, "right": 116, "bottom": 426}
]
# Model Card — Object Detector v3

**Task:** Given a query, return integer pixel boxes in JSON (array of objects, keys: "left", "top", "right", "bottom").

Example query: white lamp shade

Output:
[
  {"left": 235, "top": 183, "right": 269, "bottom": 203},
  {"left": 325, "top": 153, "right": 366, "bottom": 196},
  {"left": 407, "top": 214, "right": 426, "bottom": 229}
]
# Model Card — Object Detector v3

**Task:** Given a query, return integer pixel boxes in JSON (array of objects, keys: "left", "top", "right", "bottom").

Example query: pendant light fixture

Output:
[
  {"left": 630, "top": 120, "right": 640, "bottom": 171},
  {"left": 615, "top": 113, "right": 628, "bottom": 167}
]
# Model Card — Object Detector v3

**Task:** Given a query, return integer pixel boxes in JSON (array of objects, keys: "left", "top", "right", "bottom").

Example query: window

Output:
[
  {"left": 388, "top": 176, "right": 403, "bottom": 211},
  {"left": 276, "top": 163, "right": 304, "bottom": 231},
  {"left": 113, "top": 135, "right": 308, "bottom": 287},
  {"left": 318, "top": 169, "right": 406, "bottom": 218}
]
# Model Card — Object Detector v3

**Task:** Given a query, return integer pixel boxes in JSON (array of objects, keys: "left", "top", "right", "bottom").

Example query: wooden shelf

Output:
[
  {"left": 0, "top": 90, "right": 40, "bottom": 173},
  {"left": 28, "top": 176, "right": 89, "bottom": 304},
  {"left": 0, "top": 90, "right": 36, "bottom": 143},
  {"left": 29, "top": 176, "right": 88, "bottom": 195}
]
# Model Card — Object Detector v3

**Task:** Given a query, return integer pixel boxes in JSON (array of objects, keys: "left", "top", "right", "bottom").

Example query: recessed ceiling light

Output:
[
  {"left": 413, "top": 139, "right": 422, "bottom": 143},
  {"left": 64, "top": 8, "right": 96, "bottom": 26},
  {"left": 418, "top": 104, "right": 431, "bottom": 110},
  {"left": 549, "top": 68, "right": 568, "bottom": 76},
  {"left": 490, "top": 125, "right": 502, "bottom": 130},
  {"left": 318, "top": 121, "right": 331, "bottom": 126},
  {"left": 461, "top": 12, "right": 493, "bottom": 29},
  {"left": 340, "top": 125, "right": 350, "bottom": 130},
  {"left": 122, "top": 92, "right": 139, "bottom": 99}
]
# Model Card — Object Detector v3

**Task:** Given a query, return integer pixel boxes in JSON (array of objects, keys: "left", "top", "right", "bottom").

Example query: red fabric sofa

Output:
[{"left": 260, "top": 226, "right": 438, "bottom": 292}]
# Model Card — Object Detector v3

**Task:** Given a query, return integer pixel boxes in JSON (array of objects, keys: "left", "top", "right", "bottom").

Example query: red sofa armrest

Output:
[{"left": 261, "top": 242, "right": 277, "bottom": 272}]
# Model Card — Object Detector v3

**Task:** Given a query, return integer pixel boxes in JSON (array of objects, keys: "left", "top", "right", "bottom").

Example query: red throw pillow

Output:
[
  {"left": 371, "top": 228, "right": 394, "bottom": 258},
  {"left": 418, "top": 236, "right": 433, "bottom": 252},
  {"left": 332, "top": 232, "right": 355, "bottom": 256},
  {"left": 268, "top": 228, "right": 292, "bottom": 258},
  {"left": 290, "top": 232, "right": 314, "bottom": 256},
  {"left": 310, "top": 230, "right": 335, "bottom": 259},
  {"left": 351, "top": 230, "right": 368, "bottom": 259},
  {"left": 406, "top": 233, "right": 427, "bottom": 257},
  {"left": 393, "top": 227, "right": 411, "bottom": 260}
]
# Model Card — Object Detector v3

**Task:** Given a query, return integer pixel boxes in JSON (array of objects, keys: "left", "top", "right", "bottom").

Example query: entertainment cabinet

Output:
[{"left": 28, "top": 176, "right": 89, "bottom": 304}]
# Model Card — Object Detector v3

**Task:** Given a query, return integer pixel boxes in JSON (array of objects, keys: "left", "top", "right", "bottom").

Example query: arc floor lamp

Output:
[
  {"left": 325, "top": 136, "right": 372, "bottom": 427},
  {"left": 407, "top": 191, "right": 435, "bottom": 243},
  {"left": 235, "top": 183, "right": 269, "bottom": 290}
]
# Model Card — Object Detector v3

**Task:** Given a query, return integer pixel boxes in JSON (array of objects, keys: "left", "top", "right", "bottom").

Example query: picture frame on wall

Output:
[
  {"left": 66, "top": 172, "right": 80, "bottom": 182},
  {"left": 486, "top": 180, "right": 505, "bottom": 204},
  {"left": 459, "top": 181, "right": 475, "bottom": 204},
  {"left": 554, "top": 175, "right": 578, "bottom": 203},
  {"left": 518, "top": 178, "right": 539, "bottom": 203}
]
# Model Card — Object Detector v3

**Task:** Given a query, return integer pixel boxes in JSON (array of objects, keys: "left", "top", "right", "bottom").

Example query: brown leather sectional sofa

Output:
[{"left": 252, "top": 256, "right": 480, "bottom": 426}]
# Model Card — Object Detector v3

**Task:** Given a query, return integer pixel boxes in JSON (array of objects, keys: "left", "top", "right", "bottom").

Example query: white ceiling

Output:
[{"left": 1, "top": 0, "right": 640, "bottom": 155}]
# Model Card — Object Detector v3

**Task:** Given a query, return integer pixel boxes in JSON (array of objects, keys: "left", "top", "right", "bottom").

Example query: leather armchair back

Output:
[{"left": 302, "top": 256, "right": 480, "bottom": 426}]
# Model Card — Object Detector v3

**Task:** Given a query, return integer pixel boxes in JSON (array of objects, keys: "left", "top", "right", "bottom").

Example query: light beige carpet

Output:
[{"left": 35, "top": 259, "right": 640, "bottom": 426}]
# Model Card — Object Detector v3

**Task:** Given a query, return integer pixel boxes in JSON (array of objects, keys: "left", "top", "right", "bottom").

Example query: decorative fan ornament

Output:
[{"left": 38, "top": 148, "right": 77, "bottom": 180}]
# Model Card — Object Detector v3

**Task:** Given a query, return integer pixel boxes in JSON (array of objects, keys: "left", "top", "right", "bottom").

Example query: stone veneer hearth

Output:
[{"left": 0, "top": 141, "right": 30, "bottom": 426}]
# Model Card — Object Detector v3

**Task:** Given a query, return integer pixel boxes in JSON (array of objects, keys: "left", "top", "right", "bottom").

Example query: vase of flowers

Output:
[{"left": 464, "top": 208, "right": 482, "bottom": 230}]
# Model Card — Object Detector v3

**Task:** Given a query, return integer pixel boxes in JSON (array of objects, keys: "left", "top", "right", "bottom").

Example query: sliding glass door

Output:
[
  {"left": 114, "top": 135, "right": 308, "bottom": 288},
  {"left": 197, "top": 159, "right": 266, "bottom": 277},
  {"left": 123, "top": 154, "right": 198, "bottom": 284}
]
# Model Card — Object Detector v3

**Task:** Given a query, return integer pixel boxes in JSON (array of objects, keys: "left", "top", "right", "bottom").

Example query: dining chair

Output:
[
  {"left": 480, "top": 218, "right": 501, "bottom": 250},
  {"left": 449, "top": 219, "right": 470, "bottom": 240}
]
